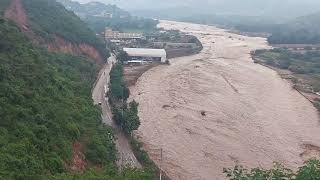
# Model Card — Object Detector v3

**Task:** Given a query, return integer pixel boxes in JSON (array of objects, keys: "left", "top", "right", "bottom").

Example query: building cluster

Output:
[
  {"left": 106, "top": 28, "right": 167, "bottom": 64},
  {"left": 105, "top": 28, "right": 143, "bottom": 40}
]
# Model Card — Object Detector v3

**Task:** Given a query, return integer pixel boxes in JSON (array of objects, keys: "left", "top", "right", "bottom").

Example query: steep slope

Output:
[
  {"left": 0, "top": 1, "right": 157, "bottom": 179},
  {"left": 4, "top": 0, "right": 108, "bottom": 63},
  {"left": 0, "top": 17, "right": 117, "bottom": 178}
]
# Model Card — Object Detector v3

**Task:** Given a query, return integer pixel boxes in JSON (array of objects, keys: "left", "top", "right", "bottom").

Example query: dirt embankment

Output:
[
  {"left": 130, "top": 21, "right": 320, "bottom": 180},
  {"left": 47, "top": 36, "right": 104, "bottom": 64},
  {"left": 4, "top": 0, "right": 104, "bottom": 64}
]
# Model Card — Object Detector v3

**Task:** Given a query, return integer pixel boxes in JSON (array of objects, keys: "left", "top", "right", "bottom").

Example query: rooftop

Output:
[{"left": 123, "top": 48, "right": 166, "bottom": 57}]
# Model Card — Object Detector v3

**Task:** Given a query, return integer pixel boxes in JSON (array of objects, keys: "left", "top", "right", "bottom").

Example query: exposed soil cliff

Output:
[
  {"left": 4, "top": 0, "right": 104, "bottom": 64},
  {"left": 47, "top": 36, "right": 104, "bottom": 64}
]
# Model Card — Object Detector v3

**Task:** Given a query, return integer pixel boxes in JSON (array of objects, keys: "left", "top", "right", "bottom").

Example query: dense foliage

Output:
[
  {"left": 107, "top": 64, "right": 156, "bottom": 179},
  {"left": 0, "top": 19, "right": 116, "bottom": 178},
  {"left": 116, "top": 50, "right": 130, "bottom": 64},
  {"left": 108, "top": 64, "right": 130, "bottom": 101},
  {"left": 22, "top": 0, "right": 108, "bottom": 58},
  {"left": 256, "top": 49, "right": 320, "bottom": 74},
  {"left": 108, "top": 64, "right": 140, "bottom": 135},
  {"left": 224, "top": 159, "right": 320, "bottom": 180},
  {"left": 0, "top": 17, "right": 156, "bottom": 180}
]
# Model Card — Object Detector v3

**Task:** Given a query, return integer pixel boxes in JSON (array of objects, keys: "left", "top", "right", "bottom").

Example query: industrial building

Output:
[{"left": 123, "top": 48, "right": 167, "bottom": 63}]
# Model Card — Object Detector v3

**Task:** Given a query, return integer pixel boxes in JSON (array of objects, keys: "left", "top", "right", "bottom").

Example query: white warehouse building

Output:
[{"left": 123, "top": 48, "right": 167, "bottom": 63}]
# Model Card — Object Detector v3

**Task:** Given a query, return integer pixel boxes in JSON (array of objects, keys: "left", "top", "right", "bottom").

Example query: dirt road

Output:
[
  {"left": 130, "top": 21, "right": 320, "bottom": 179},
  {"left": 92, "top": 55, "right": 141, "bottom": 169}
]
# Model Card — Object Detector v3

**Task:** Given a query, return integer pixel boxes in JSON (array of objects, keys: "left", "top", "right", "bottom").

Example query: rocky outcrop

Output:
[{"left": 4, "top": 0, "right": 105, "bottom": 64}]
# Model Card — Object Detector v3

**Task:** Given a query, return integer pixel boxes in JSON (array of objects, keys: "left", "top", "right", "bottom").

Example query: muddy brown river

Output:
[{"left": 130, "top": 21, "right": 320, "bottom": 180}]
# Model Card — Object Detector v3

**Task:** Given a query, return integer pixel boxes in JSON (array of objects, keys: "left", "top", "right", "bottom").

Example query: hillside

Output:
[
  {"left": 58, "top": 0, "right": 158, "bottom": 34},
  {"left": 0, "top": 0, "right": 153, "bottom": 179},
  {"left": 268, "top": 13, "right": 320, "bottom": 44},
  {"left": 0, "top": 17, "right": 113, "bottom": 177},
  {"left": 4, "top": 0, "right": 108, "bottom": 63},
  {"left": 77, "top": 0, "right": 320, "bottom": 17},
  {"left": 58, "top": 0, "right": 130, "bottom": 18}
]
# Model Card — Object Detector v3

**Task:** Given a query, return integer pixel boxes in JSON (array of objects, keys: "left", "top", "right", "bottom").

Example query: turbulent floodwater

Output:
[{"left": 130, "top": 21, "right": 320, "bottom": 180}]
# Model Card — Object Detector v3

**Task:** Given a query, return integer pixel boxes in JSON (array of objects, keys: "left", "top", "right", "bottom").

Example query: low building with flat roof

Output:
[
  {"left": 123, "top": 48, "right": 167, "bottom": 63},
  {"left": 105, "top": 28, "right": 143, "bottom": 40}
]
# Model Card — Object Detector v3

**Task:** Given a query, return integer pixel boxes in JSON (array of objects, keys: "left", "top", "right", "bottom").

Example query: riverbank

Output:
[
  {"left": 129, "top": 20, "right": 320, "bottom": 180},
  {"left": 252, "top": 49, "right": 320, "bottom": 112}
]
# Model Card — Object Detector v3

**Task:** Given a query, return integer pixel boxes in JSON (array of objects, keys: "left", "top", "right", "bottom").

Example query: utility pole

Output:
[{"left": 159, "top": 148, "right": 163, "bottom": 180}]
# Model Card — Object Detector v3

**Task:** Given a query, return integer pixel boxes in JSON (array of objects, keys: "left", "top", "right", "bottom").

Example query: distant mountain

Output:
[
  {"left": 268, "top": 12, "right": 320, "bottom": 44},
  {"left": 57, "top": 0, "right": 130, "bottom": 18},
  {"left": 74, "top": 0, "right": 320, "bottom": 18},
  {"left": 58, "top": 0, "right": 158, "bottom": 34}
]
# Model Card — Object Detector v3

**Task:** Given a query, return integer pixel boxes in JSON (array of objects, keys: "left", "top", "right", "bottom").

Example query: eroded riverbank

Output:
[{"left": 130, "top": 21, "right": 320, "bottom": 180}]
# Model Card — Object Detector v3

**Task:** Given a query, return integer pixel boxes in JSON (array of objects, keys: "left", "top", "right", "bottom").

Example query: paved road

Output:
[{"left": 92, "top": 55, "right": 141, "bottom": 169}]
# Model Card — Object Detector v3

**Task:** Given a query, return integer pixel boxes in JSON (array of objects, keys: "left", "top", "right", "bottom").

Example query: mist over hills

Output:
[{"left": 74, "top": 0, "right": 320, "bottom": 18}]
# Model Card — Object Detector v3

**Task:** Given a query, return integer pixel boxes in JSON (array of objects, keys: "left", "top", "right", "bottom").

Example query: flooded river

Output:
[{"left": 130, "top": 21, "right": 320, "bottom": 180}]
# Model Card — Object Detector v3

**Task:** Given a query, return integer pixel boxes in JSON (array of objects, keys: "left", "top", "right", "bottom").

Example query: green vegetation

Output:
[
  {"left": 175, "top": 12, "right": 320, "bottom": 44},
  {"left": 57, "top": 0, "right": 130, "bottom": 19},
  {"left": 108, "top": 64, "right": 130, "bottom": 102},
  {"left": 0, "top": 14, "right": 155, "bottom": 180},
  {"left": 86, "top": 16, "right": 158, "bottom": 34},
  {"left": 255, "top": 49, "right": 320, "bottom": 89},
  {"left": 107, "top": 63, "right": 158, "bottom": 178},
  {"left": 224, "top": 159, "right": 320, "bottom": 180},
  {"left": 122, "top": 101, "right": 141, "bottom": 135},
  {"left": 116, "top": 50, "right": 130, "bottom": 64},
  {"left": 254, "top": 48, "right": 320, "bottom": 111},
  {"left": 108, "top": 64, "right": 140, "bottom": 135},
  {"left": 22, "top": 0, "right": 108, "bottom": 59},
  {"left": 0, "top": 19, "right": 114, "bottom": 178},
  {"left": 57, "top": 0, "right": 158, "bottom": 34}
]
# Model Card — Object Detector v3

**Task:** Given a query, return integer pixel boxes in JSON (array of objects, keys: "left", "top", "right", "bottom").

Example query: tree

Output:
[
  {"left": 116, "top": 50, "right": 130, "bottom": 63},
  {"left": 224, "top": 159, "right": 320, "bottom": 180},
  {"left": 122, "top": 101, "right": 140, "bottom": 135}
]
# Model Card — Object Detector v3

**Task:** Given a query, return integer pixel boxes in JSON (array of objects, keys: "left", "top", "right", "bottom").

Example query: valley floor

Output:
[{"left": 129, "top": 21, "right": 320, "bottom": 180}]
